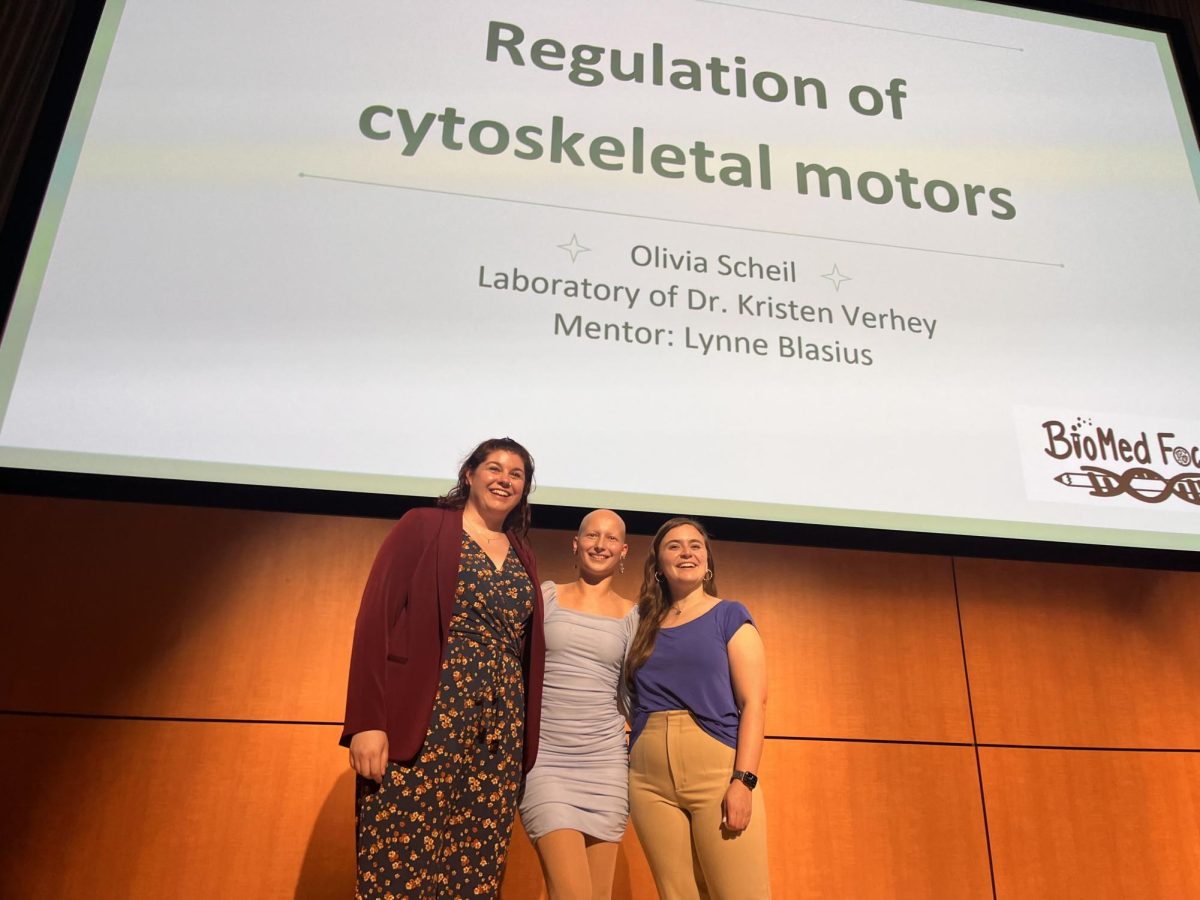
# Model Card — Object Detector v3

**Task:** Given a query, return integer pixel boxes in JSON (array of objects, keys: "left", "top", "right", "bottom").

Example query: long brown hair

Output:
[
  {"left": 624, "top": 516, "right": 719, "bottom": 689},
  {"left": 438, "top": 437, "right": 536, "bottom": 539}
]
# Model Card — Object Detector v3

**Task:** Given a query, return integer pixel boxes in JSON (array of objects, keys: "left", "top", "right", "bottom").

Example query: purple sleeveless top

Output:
[{"left": 629, "top": 600, "right": 755, "bottom": 750}]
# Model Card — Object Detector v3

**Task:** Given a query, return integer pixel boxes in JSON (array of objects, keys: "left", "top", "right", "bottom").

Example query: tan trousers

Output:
[{"left": 629, "top": 710, "right": 770, "bottom": 899}]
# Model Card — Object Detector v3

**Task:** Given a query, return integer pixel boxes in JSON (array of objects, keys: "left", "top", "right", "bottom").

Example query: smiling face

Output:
[
  {"left": 465, "top": 450, "right": 527, "bottom": 525},
  {"left": 656, "top": 522, "right": 709, "bottom": 598},
  {"left": 573, "top": 509, "right": 628, "bottom": 580}
]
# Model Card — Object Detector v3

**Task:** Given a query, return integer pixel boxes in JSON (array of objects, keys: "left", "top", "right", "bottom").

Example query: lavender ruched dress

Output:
[{"left": 518, "top": 581, "right": 638, "bottom": 843}]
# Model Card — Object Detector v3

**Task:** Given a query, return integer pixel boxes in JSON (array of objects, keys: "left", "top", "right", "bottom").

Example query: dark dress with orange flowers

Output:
[{"left": 354, "top": 533, "right": 534, "bottom": 899}]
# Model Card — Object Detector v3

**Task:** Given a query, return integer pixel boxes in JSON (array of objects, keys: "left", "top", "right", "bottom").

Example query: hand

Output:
[
  {"left": 349, "top": 729, "right": 389, "bottom": 783},
  {"left": 721, "top": 779, "right": 753, "bottom": 832}
]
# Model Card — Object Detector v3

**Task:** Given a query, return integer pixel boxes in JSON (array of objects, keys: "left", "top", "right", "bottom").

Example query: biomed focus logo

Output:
[{"left": 1042, "top": 417, "right": 1200, "bottom": 506}]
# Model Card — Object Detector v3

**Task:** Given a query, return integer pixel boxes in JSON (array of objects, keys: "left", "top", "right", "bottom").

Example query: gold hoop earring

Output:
[{"left": 704, "top": 569, "right": 713, "bottom": 581}]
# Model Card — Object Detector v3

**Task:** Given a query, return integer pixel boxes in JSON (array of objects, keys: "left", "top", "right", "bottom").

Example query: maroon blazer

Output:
[{"left": 339, "top": 506, "right": 545, "bottom": 772}]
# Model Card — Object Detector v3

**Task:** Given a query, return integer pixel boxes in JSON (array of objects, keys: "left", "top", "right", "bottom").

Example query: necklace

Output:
[
  {"left": 466, "top": 514, "right": 505, "bottom": 544},
  {"left": 671, "top": 593, "right": 708, "bottom": 617}
]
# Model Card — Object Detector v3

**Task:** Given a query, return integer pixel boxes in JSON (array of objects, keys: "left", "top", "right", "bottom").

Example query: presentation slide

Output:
[{"left": 1, "top": 0, "right": 1198, "bottom": 551}]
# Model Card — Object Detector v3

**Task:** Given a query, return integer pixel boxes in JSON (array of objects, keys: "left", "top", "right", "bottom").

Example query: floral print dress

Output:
[{"left": 355, "top": 533, "right": 534, "bottom": 899}]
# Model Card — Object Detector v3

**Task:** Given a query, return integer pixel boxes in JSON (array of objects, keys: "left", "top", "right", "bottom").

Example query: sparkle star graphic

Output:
[
  {"left": 821, "top": 264, "right": 851, "bottom": 291},
  {"left": 558, "top": 234, "right": 590, "bottom": 262}
]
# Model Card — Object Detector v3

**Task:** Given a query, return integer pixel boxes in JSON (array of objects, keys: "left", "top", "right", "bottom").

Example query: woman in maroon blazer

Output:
[{"left": 341, "top": 437, "right": 545, "bottom": 899}]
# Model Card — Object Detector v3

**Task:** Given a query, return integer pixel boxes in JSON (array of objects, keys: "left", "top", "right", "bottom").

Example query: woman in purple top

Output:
[{"left": 625, "top": 517, "right": 770, "bottom": 899}]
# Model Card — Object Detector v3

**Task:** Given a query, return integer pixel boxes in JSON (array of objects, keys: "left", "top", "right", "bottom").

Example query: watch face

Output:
[{"left": 735, "top": 770, "right": 758, "bottom": 790}]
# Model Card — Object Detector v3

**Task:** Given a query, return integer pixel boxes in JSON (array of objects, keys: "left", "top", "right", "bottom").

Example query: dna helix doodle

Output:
[{"left": 1054, "top": 466, "right": 1200, "bottom": 505}]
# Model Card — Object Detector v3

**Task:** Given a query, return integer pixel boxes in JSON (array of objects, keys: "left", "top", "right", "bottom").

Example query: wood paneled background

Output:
[
  {"left": 3, "top": 1, "right": 1200, "bottom": 897},
  {"left": 2, "top": 494, "right": 1199, "bottom": 898}
]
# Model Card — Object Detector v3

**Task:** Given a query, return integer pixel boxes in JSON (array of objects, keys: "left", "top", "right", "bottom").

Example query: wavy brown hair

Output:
[
  {"left": 438, "top": 437, "right": 535, "bottom": 539},
  {"left": 624, "top": 516, "right": 719, "bottom": 689}
]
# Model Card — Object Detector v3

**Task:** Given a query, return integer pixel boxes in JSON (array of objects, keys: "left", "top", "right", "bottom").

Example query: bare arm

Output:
[{"left": 722, "top": 621, "right": 767, "bottom": 832}]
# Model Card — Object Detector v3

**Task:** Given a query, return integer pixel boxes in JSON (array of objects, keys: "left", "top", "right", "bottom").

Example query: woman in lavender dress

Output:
[
  {"left": 519, "top": 509, "right": 637, "bottom": 900},
  {"left": 625, "top": 517, "right": 770, "bottom": 899}
]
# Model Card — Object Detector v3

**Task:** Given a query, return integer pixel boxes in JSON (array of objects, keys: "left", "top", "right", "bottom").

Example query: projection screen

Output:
[{"left": 1, "top": 0, "right": 1198, "bottom": 553}]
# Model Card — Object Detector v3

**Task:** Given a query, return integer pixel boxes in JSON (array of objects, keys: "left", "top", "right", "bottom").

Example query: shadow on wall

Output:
[
  {"left": 0, "top": 495, "right": 264, "bottom": 715},
  {"left": 0, "top": 496, "right": 268, "bottom": 884},
  {"left": 611, "top": 842, "right": 639, "bottom": 900},
  {"left": 296, "top": 769, "right": 356, "bottom": 899}
]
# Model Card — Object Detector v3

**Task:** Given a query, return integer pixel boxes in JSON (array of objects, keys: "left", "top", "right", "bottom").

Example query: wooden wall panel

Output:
[
  {"left": 0, "top": 494, "right": 387, "bottom": 721},
  {"left": 764, "top": 740, "right": 992, "bottom": 899},
  {"left": 957, "top": 558, "right": 1200, "bottom": 748},
  {"left": 719, "top": 542, "right": 969, "bottom": 743},
  {"left": 981, "top": 747, "right": 1200, "bottom": 900},
  {"left": 0, "top": 716, "right": 995, "bottom": 898},
  {"left": 0, "top": 716, "right": 352, "bottom": 899},
  {"left": 4, "top": 497, "right": 1199, "bottom": 897},
  {"left": 0, "top": 498, "right": 635, "bottom": 724}
]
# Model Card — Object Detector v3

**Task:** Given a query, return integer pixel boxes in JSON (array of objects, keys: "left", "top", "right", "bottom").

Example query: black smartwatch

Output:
[{"left": 730, "top": 769, "right": 758, "bottom": 790}]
